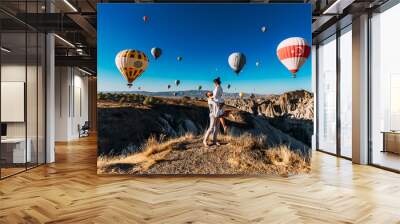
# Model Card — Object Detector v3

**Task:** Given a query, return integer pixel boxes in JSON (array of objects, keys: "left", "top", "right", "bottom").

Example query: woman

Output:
[
  {"left": 203, "top": 91, "right": 220, "bottom": 147},
  {"left": 211, "top": 77, "right": 227, "bottom": 134}
]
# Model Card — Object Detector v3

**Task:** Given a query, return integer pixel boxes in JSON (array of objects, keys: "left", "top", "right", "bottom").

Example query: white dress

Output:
[{"left": 212, "top": 86, "right": 224, "bottom": 117}]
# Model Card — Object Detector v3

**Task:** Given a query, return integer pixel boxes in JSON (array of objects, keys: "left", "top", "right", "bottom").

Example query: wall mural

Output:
[{"left": 97, "top": 3, "right": 313, "bottom": 176}]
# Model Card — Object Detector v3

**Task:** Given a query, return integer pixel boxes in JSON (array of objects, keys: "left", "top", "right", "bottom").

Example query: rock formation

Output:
[{"left": 225, "top": 90, "right": 314, "bottom": 146}]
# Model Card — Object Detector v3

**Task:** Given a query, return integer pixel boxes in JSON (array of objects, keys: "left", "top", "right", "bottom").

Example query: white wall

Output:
[
  {"left": 1, "top": 63, "right": 46, "bottom": 164},
  {"left": 1, "top": 64, "right": 26, "bottom": 138},
  {"left": 55, "top": 67, "right": 89, "bottom": 141}
]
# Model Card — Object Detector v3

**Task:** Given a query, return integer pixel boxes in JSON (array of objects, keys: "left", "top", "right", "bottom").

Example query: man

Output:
[{"left": 203, "top": 92, "right": 220, "bottom": 147}]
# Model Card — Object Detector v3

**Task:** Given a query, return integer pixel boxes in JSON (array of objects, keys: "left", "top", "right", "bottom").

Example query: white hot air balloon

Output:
[
  {"left": 256, "top": 61, "right": 260, "bottom": 67},
  {"left": 261, "top": 26, "right": 266, "bottom": 33},
  {"left": 228, "top": 52, "right": 246, "bottom": 74},
  {"left": 276, "top": 37, "right": 311, "bottom": 78}
]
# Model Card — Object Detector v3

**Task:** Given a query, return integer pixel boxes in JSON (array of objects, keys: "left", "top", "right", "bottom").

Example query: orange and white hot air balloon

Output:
[
  {"left": 276, "top": 37, "right": 310, "bottom": 78},
  {"left": 143, "top": 16, "right": 149, "bottom": 23},
  {"left": 115, "top": 49, "right": 149, "bottom": 88}
]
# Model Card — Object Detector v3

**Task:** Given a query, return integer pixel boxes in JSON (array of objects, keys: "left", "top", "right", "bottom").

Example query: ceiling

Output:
[{"left": 0, "top": 0, "right": 390, "bottom": 75}]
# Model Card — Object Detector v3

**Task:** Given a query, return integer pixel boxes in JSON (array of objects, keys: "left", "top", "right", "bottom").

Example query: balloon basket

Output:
[
  {"left": 127, "top": 84, "right": 133, "bottom": 88},
  {"left": 292, "top": 74, "right": 297, "bottom": 78}
]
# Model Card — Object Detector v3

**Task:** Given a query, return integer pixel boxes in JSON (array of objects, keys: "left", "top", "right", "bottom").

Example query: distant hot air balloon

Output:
[
  {"left": 227, "top": 84, "right": 231, "bottom": 89},
  {"left": 151, "top": 47, "right": 162, "bottom": 59},
  {"left": 115, "top": 49, "right": 149, "bottom": 88},
  {"left": 198, "top": 85, "right": 202, "bottom": 91},
  {"left": 256, "top": 61, "right": 260, "bottom": 67},
  {"left": 277, "top": 37, "right": 311, "bottom": 78},
  {"left": 177, "top": 56, "right": 183, "bottom": 61},
  {"left": 239, "top": 92, "right": 244, "bottom": 99},
  {"left": 173, "top": 92, "right": 177, "bottom": 96},
  {"left": 175, "top": 80, "right": 180, "bottom": 86},
  {"left": 228, "top": 52, "right": 246, "bottom": 74},
  {"left": 143, "top": 16, "right": 149, "bottom": 22},
  {"left": 261, "top": 26, "right": 267, "bottom": 33},
  {"left": 167, "top": 84, "right": 171, "bottom": 89},
  {"left": 138, "top": 86, "right": 141, "bottom": 90}
]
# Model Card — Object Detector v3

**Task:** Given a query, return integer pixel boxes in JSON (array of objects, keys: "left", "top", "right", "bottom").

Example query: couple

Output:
[{"left": 203, "top": 77, "right": 227, "bottom": 147}]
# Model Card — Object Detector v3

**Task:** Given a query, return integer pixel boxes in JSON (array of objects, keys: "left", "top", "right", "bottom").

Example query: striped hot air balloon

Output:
[
  {"left": 276, "top": 37, "right": 310, "bottom": 78},
  {"left": 115, "top": 49, "right": 149, "bottom": 87}
]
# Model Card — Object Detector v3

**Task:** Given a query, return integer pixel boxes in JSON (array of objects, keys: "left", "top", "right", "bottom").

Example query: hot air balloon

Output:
[
  {"left": 115, "top": 49, "right": 149, "bottom": 88},
  {"left": 173, "top": 92, "right": 177, "bottom": 96},
  {"left": 227, "top": 84, "right": 231, "bottom": 89},
  {"left": 167, "top": 84, "right": 171, "bottom": 89},
  {"left": 277, "top": 37, "right": 311, "bottom": 78},
  {"left": 151, "top": 47, "right": 162, "bottom": 59},
  {"left": 261, "top": 26, "right": 267, "bottom": 33},
  {"left": 228, "top": 52, "right": 246, "bottom": 74},
  {"left": 143, "top": 16, "right": 149, "bottom": 22},
  {"left": 177, "top": 56, "right": 183, "bottom": 61},
  {"left": 256, "top": 61, "right": 260, "bottom": 67},
  {"left": 138, "top": 86, "right": 141, "bottom": 90},
  {"left": 175, "top": 80, "right": 180, "bottom": 86},
  {"left": 239, "top": 92, "right": 244, "bottom": 99},
  {"left": 198, "top": 85, "right": 202, "bottom": 91}
]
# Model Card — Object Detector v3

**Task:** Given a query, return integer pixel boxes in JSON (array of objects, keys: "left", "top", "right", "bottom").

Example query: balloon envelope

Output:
[
  {"left": 151, "top": 47, "right": 162, "bottom": 59},
  {"left": 177, "top": 56, "right": 183, "bottom": 61},
  {"left": 227, "top": 84, "right": 231, "bottom": 89},
  {"left": 239, "top": 92, "right": 244, "bottom": 99},
  {"left": 198, "top": 85, "right": 202, "bottom": 91},
  {"left": 228, "top": 52, "right": 246, "bottom": 74},
  {"left": 256, "top": 61, "right": 260, "bottom": 67},
  {"left": 261, "top": 26, "right": 266, "bottom": 32},
  {"left": 276, "top": 37, "right": 310, "bottom": 78},
  {"left": 175, "top": 80, "right": 180, "bottom": 86},
  {"left": 115, "top": 49, "right": 149, "bottom": 87},
  {"left": 167, "top": 84, "right": 171, "bottom": 89},
  {"left": 143, "top": 16, "right": 148, "bottom": 22}
]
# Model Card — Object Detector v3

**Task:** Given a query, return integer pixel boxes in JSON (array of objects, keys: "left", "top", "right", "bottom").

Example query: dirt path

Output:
[{"left": 99, "top": 135, "right": 310, "bottom": 176}]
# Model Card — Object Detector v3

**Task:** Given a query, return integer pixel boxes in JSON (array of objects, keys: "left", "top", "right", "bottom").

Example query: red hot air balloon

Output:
[
  {"left": 276, "top": 37, "right": 310, "bottom": 78},
  {"left": 143, "top": 16, "right": 149, "bottom": 23}
]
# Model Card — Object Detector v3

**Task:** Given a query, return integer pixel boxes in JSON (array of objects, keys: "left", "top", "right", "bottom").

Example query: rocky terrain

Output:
[
  {"left": 98, "top": 134, "right": 310, "bottom": 176},
  {"left": 225, "top": 90, "right": 314, "bottom": 146},
  {"left": 97, "top": 94, "right": 310, "bottom": 157}
]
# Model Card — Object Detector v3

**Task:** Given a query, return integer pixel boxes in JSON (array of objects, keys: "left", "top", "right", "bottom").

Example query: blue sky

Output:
[{"left": 98, "top": 3, "right": 312, "bottom": 94}]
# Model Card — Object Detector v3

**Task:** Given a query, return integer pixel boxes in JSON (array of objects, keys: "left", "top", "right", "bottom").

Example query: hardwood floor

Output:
[{"left": 1, "top": 135, "right": 400, "bottom": 223}]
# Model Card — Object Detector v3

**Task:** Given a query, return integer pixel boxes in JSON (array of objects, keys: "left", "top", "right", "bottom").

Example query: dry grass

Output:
[
  {"left": 224, "top": 134, "right": 310, "bottom": 176},
  {"left": 219, "top": 134, "right": 267, "bottom": 151},
  {"left": 97, "top": 134, "right": 194, "bottom": 174},
  {"left": 98, "top": 133, "right": 310, "bottom": 176}
]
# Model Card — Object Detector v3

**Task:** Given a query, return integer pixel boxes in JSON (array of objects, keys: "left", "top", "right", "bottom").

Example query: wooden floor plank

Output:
[{"left": 0, "top": 135, "right": 400, "bottom": 223}]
